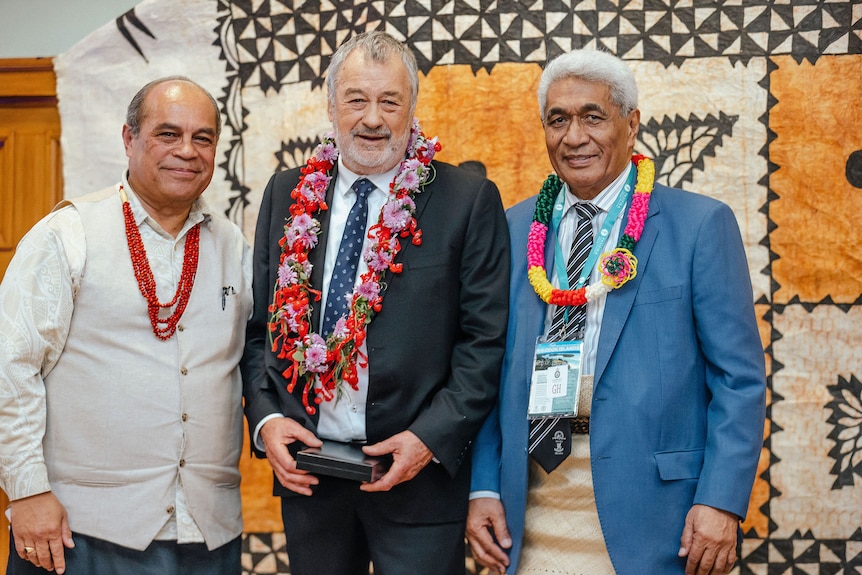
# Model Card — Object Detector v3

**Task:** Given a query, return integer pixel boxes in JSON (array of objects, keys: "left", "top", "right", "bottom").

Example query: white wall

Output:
[{"left": 0, "top": 0, "right": 140, "bottom": 58}]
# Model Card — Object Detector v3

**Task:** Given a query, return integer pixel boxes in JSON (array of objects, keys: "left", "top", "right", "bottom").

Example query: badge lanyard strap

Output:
[{"left": 550, "top": 168, "right": 636, "bottom": 303}]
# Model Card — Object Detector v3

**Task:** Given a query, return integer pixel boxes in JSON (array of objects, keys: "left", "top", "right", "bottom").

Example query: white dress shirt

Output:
[
  {"left": 316, "top": 159, "right": 400, "bottom": 442},
  {"left": 544, "top": 162, "right": 633, "bottom": 375}
]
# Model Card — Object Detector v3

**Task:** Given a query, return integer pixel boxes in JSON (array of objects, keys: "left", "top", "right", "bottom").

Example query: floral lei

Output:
[
  {"left": 528, "top": 154, "right": 655, "bottom": 306},
  {"left": 268, "top": 119, "right": 441, "bottom": 415}
]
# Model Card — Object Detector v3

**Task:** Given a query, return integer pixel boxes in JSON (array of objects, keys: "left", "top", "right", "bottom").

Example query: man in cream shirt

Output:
[{"left": 0, "top": 76, "right": 251, "bottom": 575}]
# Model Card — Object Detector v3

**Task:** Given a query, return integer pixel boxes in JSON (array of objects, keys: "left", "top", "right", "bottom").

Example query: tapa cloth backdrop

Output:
[{"left": 55, "top": 1, "right": 862, "bottom": 572}]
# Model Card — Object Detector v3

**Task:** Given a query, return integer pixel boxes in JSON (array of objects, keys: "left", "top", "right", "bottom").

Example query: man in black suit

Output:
[{"left": 241, "top": 31, "right": 510, "bottom": 575}]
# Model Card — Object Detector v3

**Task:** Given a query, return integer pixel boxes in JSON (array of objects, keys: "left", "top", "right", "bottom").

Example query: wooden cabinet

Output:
[{"left": 0, "top": 57, "right": 62, "bottom": 571}]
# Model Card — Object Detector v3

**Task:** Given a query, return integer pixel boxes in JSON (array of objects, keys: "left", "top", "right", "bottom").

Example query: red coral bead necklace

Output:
[{"left": 120, "top": 184, "right": 200, "bottom": 340}]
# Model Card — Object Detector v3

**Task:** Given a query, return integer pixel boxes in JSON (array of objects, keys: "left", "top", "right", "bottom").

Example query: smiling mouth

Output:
[
  {"left": 563, "top": 154, "right": 597, "bottom": 164},
  {"left": 354, "top": 131, "right": 390, "bottom": 143},
  {"left": 165, "top": 167, "right": 200, "bottom": 177}
]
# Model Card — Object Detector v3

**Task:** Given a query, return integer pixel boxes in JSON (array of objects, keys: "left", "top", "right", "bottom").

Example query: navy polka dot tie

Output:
[{"left": 322, "top": 177, "right": 374, "bottom": 336}]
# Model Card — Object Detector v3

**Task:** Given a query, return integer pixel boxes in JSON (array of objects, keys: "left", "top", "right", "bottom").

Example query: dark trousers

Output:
[
  {"left": 280, "top": 476, "right": 466, "bottom": 575},
  {"left": 7, "top": 530, "right": 241, "bottom": 575}
]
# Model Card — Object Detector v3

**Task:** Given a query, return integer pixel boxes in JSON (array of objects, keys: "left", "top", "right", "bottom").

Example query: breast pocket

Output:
[
  {"left": 633, "top": 285, "right": 683, "bottom": 306},
  {"left": 405, "top": 249, "right": 452, "bottom": 270}
]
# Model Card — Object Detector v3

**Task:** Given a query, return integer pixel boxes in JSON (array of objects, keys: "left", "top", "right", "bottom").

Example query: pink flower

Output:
[
  {"left": 333, "top": 317, "right": 350, "bottom": 338},
  {"left": 300, "top": 172, "right": 330, "bottom": 203},
  {"left": 286, "top": 213, "right": 319, "bottom": 249},
  {"left": 278, "top": 260, "right": 298, "bottom": 287},
  {"left": 317, "top": 141, "right": 337, "bottom": 163},
  {"left": 366, "top": 245, "right": 395, "bottom": 271},
  {"left": 304, "top": 334, "right": 328, "bottom": 372},
  {"left": 357, "top": 279, "right": 380, "bottom": 301},
  {"left": 398, "top": 170, "right": 420, "bottom": 191},
  {"left": 421, "top": 137, "right": 440, "bottom": 162},
  {"left": 382, "top": 200, "right": 412, "bottom": 230}
]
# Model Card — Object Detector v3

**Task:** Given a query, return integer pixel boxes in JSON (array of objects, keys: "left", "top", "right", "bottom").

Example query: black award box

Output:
[{"left": 296, "top": 440, "right": 391, "bottom": 482}]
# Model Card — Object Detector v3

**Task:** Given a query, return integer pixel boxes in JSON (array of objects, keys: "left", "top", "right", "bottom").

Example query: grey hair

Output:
[
  {"left": 125, "top": 76, "right": 222, "bottom": 138},
  {"left": 537, "top": 49, "right": 638, "bottom": 120},
  {"left": 325, "top": 31, "right": 420, "bottom": 113}
]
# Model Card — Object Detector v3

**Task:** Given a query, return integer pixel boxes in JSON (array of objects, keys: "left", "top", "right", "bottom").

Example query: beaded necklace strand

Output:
[{"left": 120, "top": 185, "right": 200, "bottom": 340}]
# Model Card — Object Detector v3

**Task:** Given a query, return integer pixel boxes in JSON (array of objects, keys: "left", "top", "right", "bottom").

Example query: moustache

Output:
[{"left": 351, "top": 129, "right": 391, "bottom": 139}]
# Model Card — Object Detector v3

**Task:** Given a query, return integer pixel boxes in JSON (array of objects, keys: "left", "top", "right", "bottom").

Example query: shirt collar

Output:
[
  {"left": 121, "top": 171, "right": 211, "bottom": 238},
  {"left": 562, "top": 162, "right": 634, "bottom": 214},
  {"left": 336, "top": 158, "right": 401, "bottom": 196}
]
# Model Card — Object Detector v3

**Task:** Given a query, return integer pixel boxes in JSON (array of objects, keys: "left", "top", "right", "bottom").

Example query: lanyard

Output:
[{"left": 550, "top": 168, "right": 635, "bottom": 296}]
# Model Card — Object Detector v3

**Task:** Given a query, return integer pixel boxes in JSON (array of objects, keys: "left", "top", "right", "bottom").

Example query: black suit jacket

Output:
[{"left": 241, "top": 161, "right": 510, "bottom": 523}]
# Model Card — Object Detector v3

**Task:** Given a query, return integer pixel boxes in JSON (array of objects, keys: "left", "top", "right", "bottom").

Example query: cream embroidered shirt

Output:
[{"left": 0, "top": 175, "right": 252, "bottom": 543}]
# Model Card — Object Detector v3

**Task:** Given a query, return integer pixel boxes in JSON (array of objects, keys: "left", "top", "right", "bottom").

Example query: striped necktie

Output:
[{"left": 529, "top": 201, "right": 599, "bottom": 474}]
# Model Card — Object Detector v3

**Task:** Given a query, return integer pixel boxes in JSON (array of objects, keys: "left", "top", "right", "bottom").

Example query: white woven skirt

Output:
[{"left": 518, "top": 435, "right": 615, "bottom": 574}]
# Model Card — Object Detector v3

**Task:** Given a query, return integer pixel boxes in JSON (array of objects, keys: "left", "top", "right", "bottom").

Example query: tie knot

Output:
[
  {"left": 575, "top": 202, "right": 599, "bottom": 221},
  {"left": 352, "top": 178, "right": 375, "bottom": 199}
]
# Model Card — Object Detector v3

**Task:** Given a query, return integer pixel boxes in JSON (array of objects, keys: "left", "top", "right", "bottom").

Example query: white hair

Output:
[{"left": 537, "top": 49, "right": 638, "bottom": 120}]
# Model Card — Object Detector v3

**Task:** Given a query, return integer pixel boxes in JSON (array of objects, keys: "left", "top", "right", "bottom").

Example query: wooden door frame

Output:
[
  {"left": 0, "top": 58, "right": 57, "bottom": 101},
  {"left": 0, "top": 56, "right": 59, "bottom": 571}
]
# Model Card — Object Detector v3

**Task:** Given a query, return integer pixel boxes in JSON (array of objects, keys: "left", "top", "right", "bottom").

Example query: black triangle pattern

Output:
[{"left": 214, "top": 0, "right": 862, "bottom": 92}]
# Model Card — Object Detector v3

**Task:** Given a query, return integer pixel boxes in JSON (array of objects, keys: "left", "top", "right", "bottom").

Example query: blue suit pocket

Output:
[
  {"left": 633, "top": 284, "right": 682, "bottom": 306},
  {"left": 654, "top": 448, "right": 704, "bottom": 480}
]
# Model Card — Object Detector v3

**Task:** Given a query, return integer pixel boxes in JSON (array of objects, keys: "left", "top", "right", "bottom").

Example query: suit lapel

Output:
[
  {"left": 594, "top": 194, "right": 661, "bottom": 384},
  {"left": 517, "top": 200, "right": 555, "bottom": 390},
  {"left": 410, "top": 162, "right": 434, "bottom": 221}
]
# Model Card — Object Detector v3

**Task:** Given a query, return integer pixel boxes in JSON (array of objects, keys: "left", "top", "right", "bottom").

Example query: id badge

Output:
[{"left": 527, "top": 337, "right": 583, "bottom": 419}]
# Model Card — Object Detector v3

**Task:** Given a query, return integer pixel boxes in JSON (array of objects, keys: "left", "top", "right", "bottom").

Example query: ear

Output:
[
  {"left": 626, "top": 109, "right": 641, "bottom": 150},
  {"left": 122, "top": 124, "right": 135, "bottom": 159}
]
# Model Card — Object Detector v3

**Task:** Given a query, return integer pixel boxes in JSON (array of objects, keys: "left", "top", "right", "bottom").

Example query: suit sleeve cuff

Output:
[
  {"left": 469, "top": 490, "right": 501, "bottom": 500},
  {"left": 253, "top": 413, "right": 285, "bottom": 452}
]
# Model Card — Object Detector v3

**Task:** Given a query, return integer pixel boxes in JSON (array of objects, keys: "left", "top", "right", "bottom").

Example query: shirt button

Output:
[
  {"left": 180, "top": 367, "right": 188, "bottom": 376},
  {"left": 182, "top": 413, "right": 188, "bottom": 422},
  {"left": 166, "top": 506, "right": 175, "bottom": 514},
  {"left": 179, "top": 459, "right": 186, "bottom": 467},
  {"left": 178, "top": 324, "right": 185, "bottom": 332}
]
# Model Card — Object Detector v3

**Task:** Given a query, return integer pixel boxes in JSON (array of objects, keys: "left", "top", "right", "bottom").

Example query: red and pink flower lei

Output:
[
  {"left": 527, "top": 154, "right": 655, "bottom": 306},
  {"left": 268, "top": 119, "right": 441, "bottom": 414}
]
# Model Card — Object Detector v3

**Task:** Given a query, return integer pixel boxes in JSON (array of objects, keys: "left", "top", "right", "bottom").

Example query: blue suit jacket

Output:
[{"left": 471, "top": 182, "right": 766, "bottom": 574}]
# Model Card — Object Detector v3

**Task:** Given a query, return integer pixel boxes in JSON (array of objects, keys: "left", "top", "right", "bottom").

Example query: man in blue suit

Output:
[{"left": 466, "top": 49, "right": 766, "bottom": 574}]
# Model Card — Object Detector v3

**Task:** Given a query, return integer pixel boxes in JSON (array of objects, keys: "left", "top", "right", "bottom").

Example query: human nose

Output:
[
  {"left": 561, "top": 118, "right": 589, "bottom": 147},
  {"left": 174, "top": 136, "right": 199, "bottom": 158},
  {"left": 362, "top": 103, "right": 384, "bottom": 129}
]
